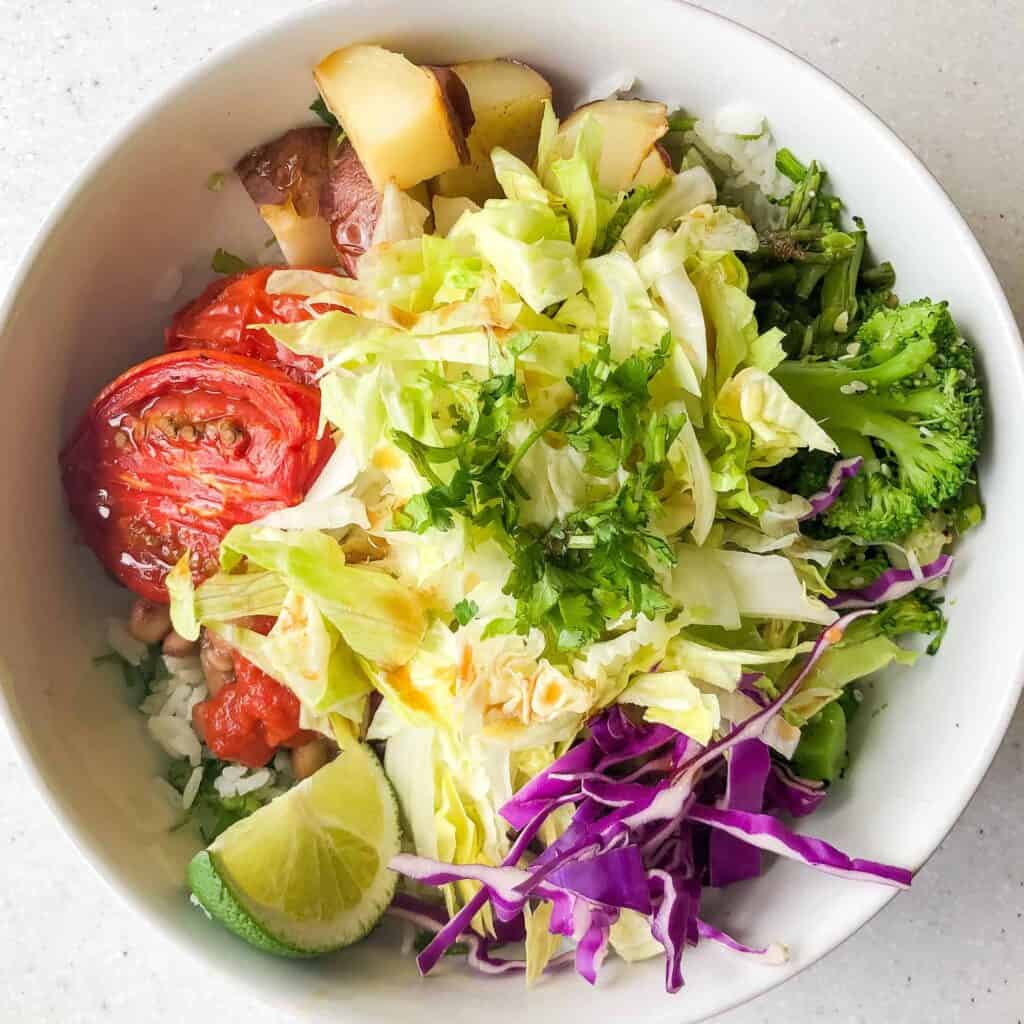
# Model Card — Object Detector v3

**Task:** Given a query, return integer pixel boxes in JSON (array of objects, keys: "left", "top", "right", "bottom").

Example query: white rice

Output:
[
  {"left": 148, "top": 715, "right": 202, "bottom": 766},
  {"left": 182, "top": 765, "right": 204, "bottom": 810},
  {"left": 161, "top": 655, "right": 204, "bottom": 685},
  {"left": 691, "top": 115, "right": 793, "bottom": 200},
  {"left": 106, "top": 618, "right": 148, "bottom": 666},
  {"left": 213, "top": 764, "right": 276, "bottom": 798},
  {"left": 140, "top": 650, "right": 209, "bottom": 768}
]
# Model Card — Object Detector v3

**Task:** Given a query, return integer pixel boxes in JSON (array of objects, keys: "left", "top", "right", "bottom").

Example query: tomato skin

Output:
[
  {"left": 165, "top": 267, "right": 326, "bottom": 384},
  {"left": 59, "top": 350, "right": 333, "bottom": 602},
  {"left": 192, "top": 652, "right": 315, "bottom": 768}
]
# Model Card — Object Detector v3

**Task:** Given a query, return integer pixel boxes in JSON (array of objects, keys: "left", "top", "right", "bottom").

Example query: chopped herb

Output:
[
  {"left": 394, "top": 336, "right": 681, "bottom": 652},
  {"left": 597, "top": 182, "right": 663, "bottom": 255},
  {"left": 391, "top": 372, "right": 530, "bottom": 536},
  {"left": 310, "top": 95, "right": 339, "bottom": 128},
  {"left": 210, "top": 248, "right": 252, "bottom": 275},
  {"left": 94, "top": 644, "right": 165, "bottom": 697},
  {"left": 775, "top": 147, "right": 808, "bottom": 183},
  {"left": 206, "top": 170, "right": 226, "bottom": 192},
  {"left": 454, "top": 599, "right": 479, "bottom": 626}
]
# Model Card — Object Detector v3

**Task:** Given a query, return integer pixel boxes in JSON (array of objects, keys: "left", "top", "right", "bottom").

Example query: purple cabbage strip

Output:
[
  {"left": 389, "top": 893, "right": 572, "bottom": 976},
  {"left": 413, "top": 792, "right": 577, "bottom": 974},
  {"left": 548, "top": 846, "right": 652, "bottom": 915},
  {"left": 765, "top": 762, "right": 828, "bottom": 818},
  {"left": 501, "top": 739, "right": 597, "bottom": 830},
  {"left": 799, "top": 456, "right": 864, "bottom": 521},
  {"left": 738, "top": 672, "right": 771, "bottom": 708},
  {"left": 688, "top": 805, "right": 912, "bottom": 888},
  {"left": 648, "top": 869, "right": 693, "bottom": 994},
  {"left": 572, "top": 906, "right": 615, "bottom": 985},
  {"left": 708, "top": 739, "right": 771, "bottom": 888},
  {"left": 695, "top": 919, "right": 788, "bottom": 964},
  {"left": 827, "top": 553, "right": 954, "bottom": 609}
]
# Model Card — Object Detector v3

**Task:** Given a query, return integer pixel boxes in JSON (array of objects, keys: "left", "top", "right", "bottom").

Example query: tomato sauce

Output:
[{"left": 193, "top": 647, "right": 315, "bottom": 768}]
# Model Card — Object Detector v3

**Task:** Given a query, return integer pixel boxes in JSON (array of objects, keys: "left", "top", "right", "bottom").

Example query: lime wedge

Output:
[{"left": 187, "top": 742, "right": 400, "bottom": 956}]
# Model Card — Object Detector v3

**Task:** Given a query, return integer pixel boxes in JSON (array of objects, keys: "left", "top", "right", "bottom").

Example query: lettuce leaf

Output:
[
  {"left": 718, "top": 367, "right": 837, "bottom": 465},
  {"left": 450, "top": 200, "right": 582, "bottom": 313},
  {"left": 621, "top": 668, "right": 721, "bottom": 743},
  {"left": 220, "top": 525, "right": 426, "bottom": 667},
  {"left": 212, "top": 591, "right": 372, "bottom": 720}
]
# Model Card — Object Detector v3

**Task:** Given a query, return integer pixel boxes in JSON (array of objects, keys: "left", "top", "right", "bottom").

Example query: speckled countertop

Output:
[{"left": 2, "top": 2, "right": 1022, "bottom": 1021}]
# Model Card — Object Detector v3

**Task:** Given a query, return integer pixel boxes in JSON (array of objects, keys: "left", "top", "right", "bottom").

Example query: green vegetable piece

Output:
[
  {"left": 210, "top": 248, "right": 252, "bottom": 274},
  {"left": 309, "top": 95, "right": 339, "bottom": 128},
  {"left": 774, "top": 300, "right": 983, "bottom": 542},
  {"left": 775, "top": 147, "right": 808, "bottom": 183},
  {"left": 453, "top": 599, "right": 479, "bottom": 626},
  {"left": 792, "top": 701, "right": 847, "bottom": 782}
]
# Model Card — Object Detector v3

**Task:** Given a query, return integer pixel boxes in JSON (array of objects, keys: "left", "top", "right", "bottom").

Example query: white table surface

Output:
[{"left": 2, "top": 2, "right": 1022, "bottom": 1021}]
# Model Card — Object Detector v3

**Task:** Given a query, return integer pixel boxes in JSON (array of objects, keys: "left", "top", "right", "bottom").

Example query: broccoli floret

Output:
[
  {"left": 827, "top": 548, "right": 891, "bottom": 591},
  {"left": 870, "top": 591, "right": 946, "bottom": 640},
  {"left": 774, "top": 300, "right": 982, "bottom": 541},
  {"left": 761, "top": 448, "right": 832, "bottom": 498}
]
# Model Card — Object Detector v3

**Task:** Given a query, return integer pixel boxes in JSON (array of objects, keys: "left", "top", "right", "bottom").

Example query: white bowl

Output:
[{"left": 1, "top": 1, "right": 1021, "bottom": 1020}]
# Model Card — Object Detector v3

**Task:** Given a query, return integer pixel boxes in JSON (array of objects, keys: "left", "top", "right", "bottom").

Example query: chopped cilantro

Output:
[
  {"left": 309, "top": 95, "right": 338, "bottom": 127},
  {"left": 391, "top": 336, "right": 682, "bottom": 653},
  {"left": 94, "top": 644, "right": 166, "bottom": 697},
  {"left": 166, "top": 758, "right": 281, "bottom": 843},
  {"left": 454, "top": 599, "right": 479, "bottom": 626},
  {"left": 210, "top": 248, "right": 251, "bottom": 275}
]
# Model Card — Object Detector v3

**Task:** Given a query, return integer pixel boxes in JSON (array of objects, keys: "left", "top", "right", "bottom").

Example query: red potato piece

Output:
[
  {"left": 235, "top": 126, "right": 338, "bottom": 266},
  {"left": 426, "top": 65, "right": 476, "bottom": 144},
  {"left": 432, "top": 59, "right": 553, "bottom": 203},
  {"left": 558, "top": 98, "right": 669, "bottom": 191},
  {"left": 319, "top": 140, "right": 381, "bottom": 277},
  {"left": 313, "top": 44, "right": 471, "bottom": 191},
  {"left": 235, "top": 125, "right": 330, "bottom": 216}
]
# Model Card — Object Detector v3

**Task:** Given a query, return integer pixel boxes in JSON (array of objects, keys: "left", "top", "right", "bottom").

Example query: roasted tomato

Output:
[
  {"left": 192, "top": 650, "right": 315, "bottom": 768},
  {"left": 59, "top": 350, "right": 333, "bottom": 602},
  {"left": 165, "top": 267, "right": 328, "bottom": 384}
]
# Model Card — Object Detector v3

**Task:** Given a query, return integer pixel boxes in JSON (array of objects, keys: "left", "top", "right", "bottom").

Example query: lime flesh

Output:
[{"left": 187, "top": 742, "right": 400, "bottom": 955}]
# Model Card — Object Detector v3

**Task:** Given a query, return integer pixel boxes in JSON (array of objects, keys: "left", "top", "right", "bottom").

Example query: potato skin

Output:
[
  {"left": 319, "top": 140, "right": 380, "bottom": 276},
  {"left": 235, "top": 126, "right": 331, "bottom": 217},
  {"left": 426, "top": 66, "right": 476, "bottom": 161}
]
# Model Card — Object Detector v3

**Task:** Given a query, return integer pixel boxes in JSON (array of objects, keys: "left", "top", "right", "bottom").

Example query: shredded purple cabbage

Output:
[
  {"left": 764, "top": 762, "right": 828, "bottom": 818},
  {"left": 708, "top": 739, "right": 770, "bottom": 888},
  {"left": 827, "top": 553, "right": 953, "bottom": 609},
  {"left": 390, "top": 613, "right": 913, "bottom": 992},
  {"left": 799, "top": 456, "right": 864, "bottom": 521}
]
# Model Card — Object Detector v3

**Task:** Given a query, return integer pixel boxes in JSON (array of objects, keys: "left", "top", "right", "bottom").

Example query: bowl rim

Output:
[{"left": 2, "top": 1, "right": 1022, "bottom": 1020}]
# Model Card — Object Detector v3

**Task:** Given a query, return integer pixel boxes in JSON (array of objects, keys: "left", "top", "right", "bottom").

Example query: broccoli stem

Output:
[{"left": 775, "top": 337, "right": 935, "bottom": 391}]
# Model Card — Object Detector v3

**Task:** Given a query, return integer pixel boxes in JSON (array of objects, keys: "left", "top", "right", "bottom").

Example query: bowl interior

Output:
[{"left": 1, "top": 1, "right": 1022, "bottom": 1021}]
